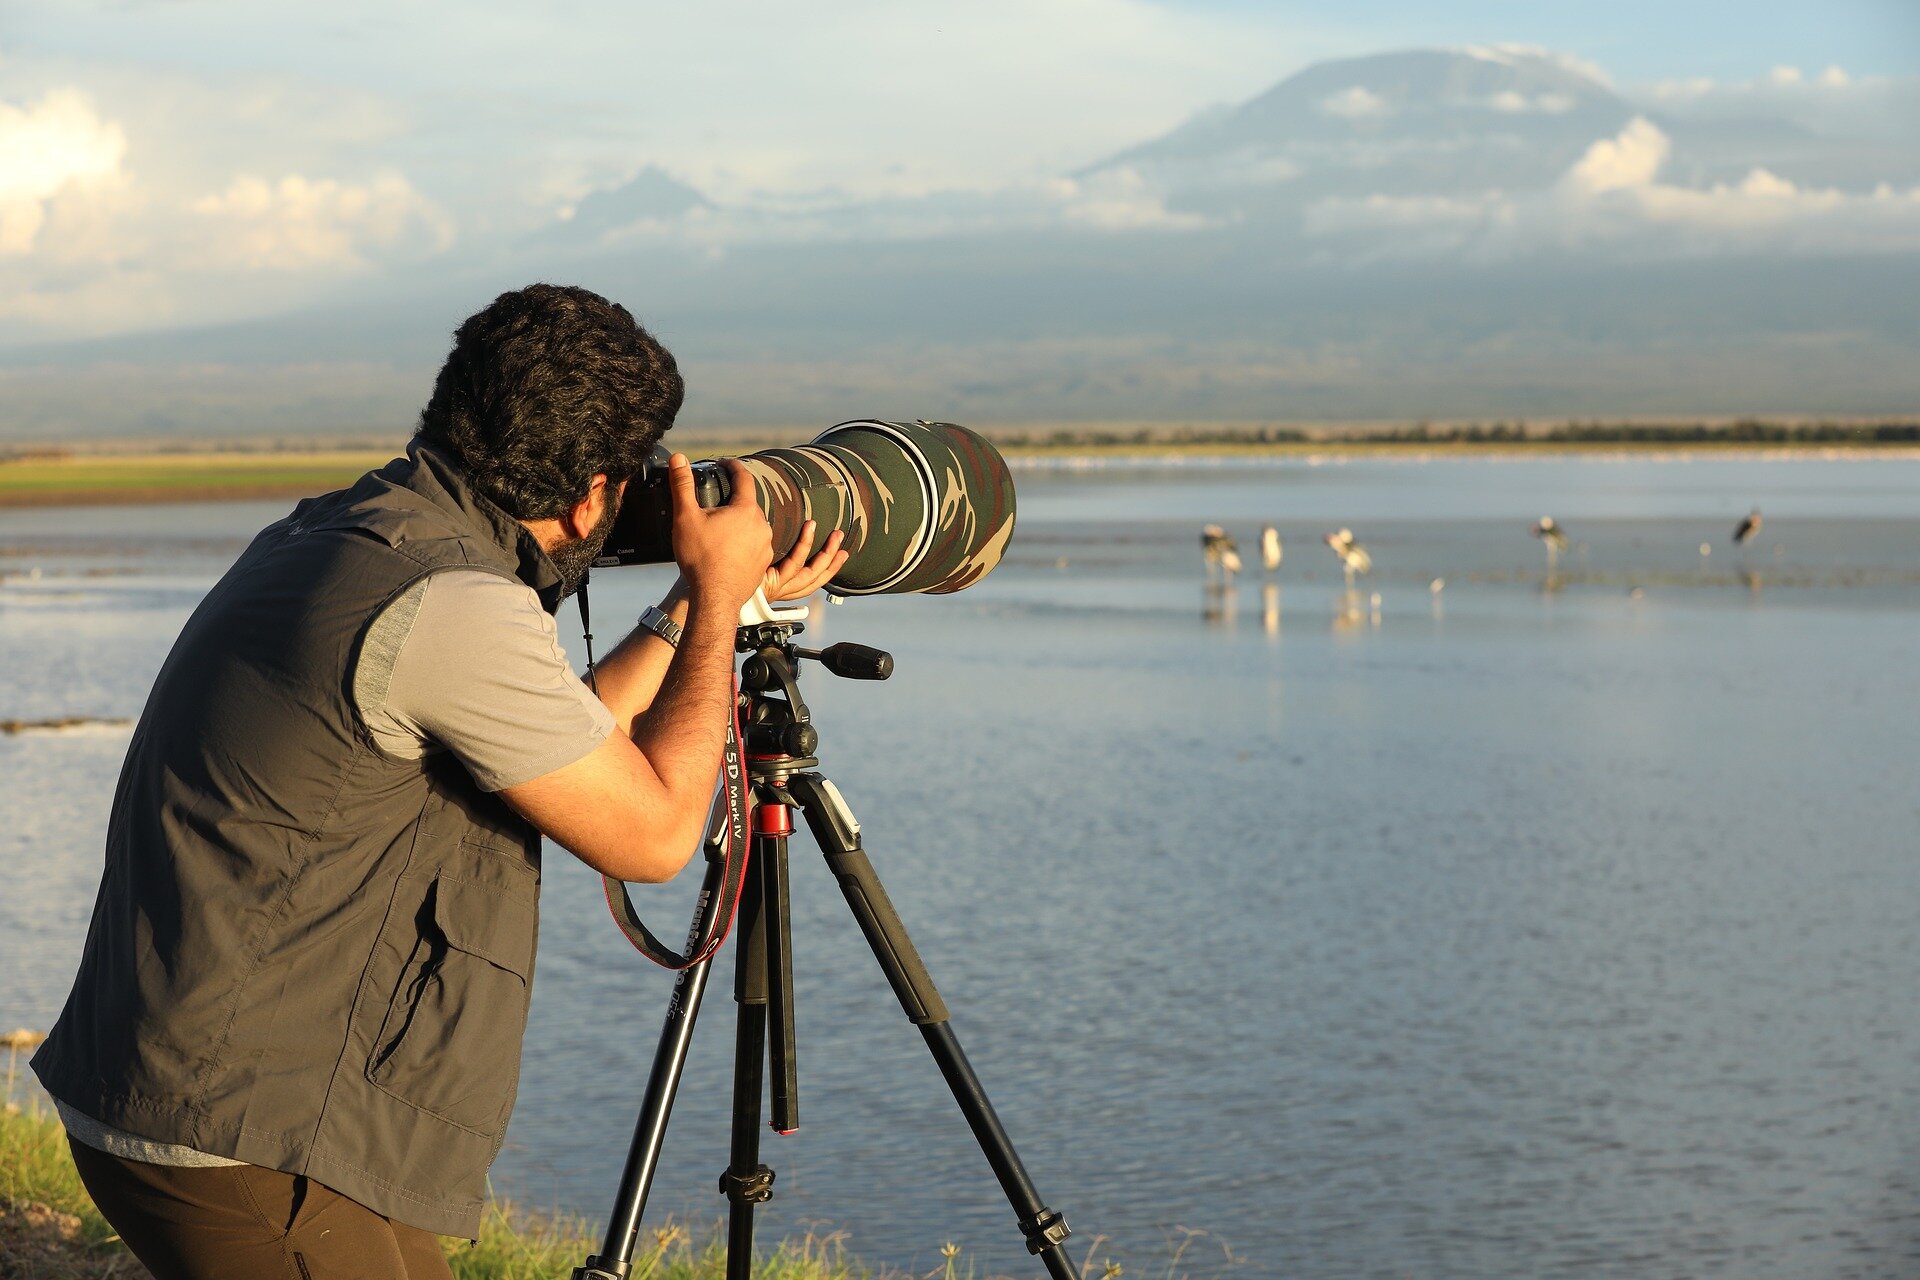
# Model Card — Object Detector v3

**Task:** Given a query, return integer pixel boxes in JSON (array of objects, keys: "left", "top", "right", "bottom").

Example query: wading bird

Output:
[
  {"left": 1323, "top": 528, "right": 1371, "bottom": 589},
  {"left": 1202, "top": 524, "right": 1242, "bottom": 581},
  {"left": 1733, "top": 508, "right": 1763, "bottom": 548},
  {"left": 1260, "top": 525, "right": 1283, "bottom": 572},
  {"left": 1531, "top": 516, "right": 1569, "bottom": 570}
]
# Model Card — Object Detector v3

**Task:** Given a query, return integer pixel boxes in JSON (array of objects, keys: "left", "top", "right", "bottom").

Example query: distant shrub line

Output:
[{"left": 996, "top": 419, "right": 1920, "bottom": 448}]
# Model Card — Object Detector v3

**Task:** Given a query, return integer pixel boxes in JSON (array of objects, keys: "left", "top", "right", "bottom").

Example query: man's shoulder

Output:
[
  {"left": 415, "top": 566, "right": 544, "bottom": 619},
  {"left": 388, "top": 568, "right": 560, "bottom": 671},
  {"left": 357, "top": 568, "right": 550, "bottom": 716}
]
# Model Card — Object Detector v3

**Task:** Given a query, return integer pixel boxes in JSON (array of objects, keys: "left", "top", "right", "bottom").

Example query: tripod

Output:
[{"left": 573, "top": 620, "right": 1080, "bottom": 1280}]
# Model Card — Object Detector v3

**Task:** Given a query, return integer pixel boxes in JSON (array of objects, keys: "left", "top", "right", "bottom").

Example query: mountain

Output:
[
  {"left": 533, "top": 166, "right": 714, "bottom": 246},
  {"left": 1087, "top": 47, "right": 1637, "bottom": 212},
  {"left": 4, "top": 47, "right": 1915, "bottom": 438}
]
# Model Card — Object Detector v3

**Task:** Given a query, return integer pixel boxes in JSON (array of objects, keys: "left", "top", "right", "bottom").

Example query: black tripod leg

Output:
[
  {"left": 576, "top": 865, "right": 725, "bottom": 1280},
  {"left": 787, "top": 774, "right": 1081, "bottom": 1280},
  {"left": 722, "top": 833, "right": 776, "bottom": 1280},
  {"left": 764, "top": 831, "right": 799, "bottom": 1136}
]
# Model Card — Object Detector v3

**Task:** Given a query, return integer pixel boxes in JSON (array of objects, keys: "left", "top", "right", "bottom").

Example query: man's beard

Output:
[{"left": 548, "top": 494, "right": 619, "bottom": 602}]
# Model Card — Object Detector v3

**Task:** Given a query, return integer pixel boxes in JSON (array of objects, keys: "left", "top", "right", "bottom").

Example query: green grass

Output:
[
  {"left": 0, "top": 1101, "right": 883, "bottom": 1280},
  {"left": 0, "top": 453, "right": 394, "bottom": 504},
  {"left": 2, "top": 1103, "right": 1161, "bottom": 1280},
  {"left": 0, "top": 1100, "right": 127, "bottom": 1278}
]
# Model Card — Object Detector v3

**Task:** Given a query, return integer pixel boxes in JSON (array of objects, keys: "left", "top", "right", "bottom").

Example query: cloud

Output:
[
  {"left": 1644, "top": 65, "right": 1919, "bottom": 145},
  {"left": 0, "top": 88, "right": 127, "bottom": 253},
  {"left": 1592, "top": 165, "right": 1920, "bottom": 254},
  {"left": 1304, "top": 117, "right": 1920, "bottom": 260},
  {"left": 1652, "top": 64, "right": 1867, "bottom": 101},
  {"left": 1317, "top": 86, "right": 1392, "bottom": 121},
  {"left": 1046, "top": 167, "right": 1214, "bottom": 231},
  {"left": 1562, "top": 116, "right": 1670, "bottom": 194},
  {"left": 0, "top": 59, "right": 465, "bottom": 337},
  {"left": 190, "top": 172, "right": 451, "bottom": 269},
  {"left": 1561, "top": 120, "right": 1908, "bottom": 248},
  {"left": 1460, "top": 44, "right": 1614, "bottom": 89},
  {"left": 1489, "top": 90, "right": 1575, "bottom": 115}
]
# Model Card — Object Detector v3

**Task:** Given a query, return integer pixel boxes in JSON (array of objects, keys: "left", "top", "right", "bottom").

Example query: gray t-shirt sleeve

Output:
[{"left": 355, "top": 569, "right": 616, "bottom": 792}]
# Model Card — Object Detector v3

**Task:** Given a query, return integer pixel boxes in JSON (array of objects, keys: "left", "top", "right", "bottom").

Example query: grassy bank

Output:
[
  {"left": 0, "top": 1102, "right": 1184, "bottom": 1280},
  {"left": 0, "top": 1103, "right": 877, "bottom": 1280},
  {"left": 3, "top": 418, "right": 1916, "bottom": 507},
  {"left": 0, "top": 452, "right": 396, "bottom": 509}
]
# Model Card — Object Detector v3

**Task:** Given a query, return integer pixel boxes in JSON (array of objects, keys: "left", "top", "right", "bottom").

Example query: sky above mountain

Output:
[{"left": 2, "top": 2, "right": 1917, "bottom": 436}]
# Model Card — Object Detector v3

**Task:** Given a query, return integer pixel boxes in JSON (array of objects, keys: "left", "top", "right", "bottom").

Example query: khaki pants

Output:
[{"left": 67, "top": 1139, "right": 456, "bottom": 1280}]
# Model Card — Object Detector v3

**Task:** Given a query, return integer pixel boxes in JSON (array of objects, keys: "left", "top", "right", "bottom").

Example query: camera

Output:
[{"left": 595, "top": 419, "right": 1017, "bottom": 596}]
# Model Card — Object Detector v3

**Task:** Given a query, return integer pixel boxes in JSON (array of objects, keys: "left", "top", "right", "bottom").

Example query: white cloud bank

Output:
[
  {"left": 1306, "top": 116, "right": 1920, "bottom": 260},
  {"left": 191, "top": 172, "right": 451, "bottom": 270},
  {"left": 0, "top": 89, "right": 126, "bottom": 254},
  {"left": 1047, "top": 167, "right": 1214, "bottom": 232},
  {"left": 1644, "top": 64, "right": 1919, "bottom": 144},
  {"left": 1562, "top": 116, "right": 1668, "bottom": 194},
  {"left": 0, "top": 75, "right": 452, "bottom": 337}
]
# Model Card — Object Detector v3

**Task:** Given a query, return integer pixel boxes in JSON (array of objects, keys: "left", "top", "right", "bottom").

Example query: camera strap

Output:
[
  {"left": 598, "top": 688, "right": 752, "bottom": 970},
  {"left": 579, "top": 581, "right": 753, "bottom": 970}
]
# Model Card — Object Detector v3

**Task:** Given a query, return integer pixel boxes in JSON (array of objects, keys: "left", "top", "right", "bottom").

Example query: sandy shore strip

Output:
[{"left": 4, "top": 434, "right": 1918, "bottom": 507}]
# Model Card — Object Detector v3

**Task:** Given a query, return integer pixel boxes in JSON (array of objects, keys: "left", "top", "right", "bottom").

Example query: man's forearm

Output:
[
  {"left": 625, "top": 588, "right": 740, "bottom": 829},
  {"left": 588, "top": 579, "right": 692, "bottom": 736}
]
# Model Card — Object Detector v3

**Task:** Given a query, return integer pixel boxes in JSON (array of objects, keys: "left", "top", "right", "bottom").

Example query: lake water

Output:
[{"left": 4, "top": 454, "right": 1918, "bottom": 1279}]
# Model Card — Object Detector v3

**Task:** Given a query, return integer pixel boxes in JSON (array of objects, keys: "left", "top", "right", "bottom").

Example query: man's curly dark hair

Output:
[{"left": 416, "top": 283, "right": 684, "bottom": 520}]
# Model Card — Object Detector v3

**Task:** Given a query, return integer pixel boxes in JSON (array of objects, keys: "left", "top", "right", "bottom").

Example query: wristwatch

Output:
[{"left": 637, "top": 605, "right": 683, "bottom": 649}]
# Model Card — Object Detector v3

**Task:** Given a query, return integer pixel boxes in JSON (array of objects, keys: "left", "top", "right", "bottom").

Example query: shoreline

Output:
[{"left": 3, "top": 438, "right": 1917, "bottom": 509}]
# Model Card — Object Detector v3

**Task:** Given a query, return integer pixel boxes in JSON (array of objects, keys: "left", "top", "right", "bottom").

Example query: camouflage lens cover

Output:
[{"left": 810, "top": 420, "right": 1016, "bottom": 596}]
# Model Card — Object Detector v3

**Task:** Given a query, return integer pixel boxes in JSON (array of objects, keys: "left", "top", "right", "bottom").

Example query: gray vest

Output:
[{"left": 35, "top": 444, "right": 565, "bottom": 1237}]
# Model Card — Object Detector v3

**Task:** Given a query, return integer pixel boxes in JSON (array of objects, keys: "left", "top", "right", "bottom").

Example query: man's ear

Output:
[{"left": 563, "top": 474, "right": 612, "bottom": 539}]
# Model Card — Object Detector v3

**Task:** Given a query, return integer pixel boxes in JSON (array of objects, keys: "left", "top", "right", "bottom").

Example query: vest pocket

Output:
[{"left": 365, "top": 872, "right": 536, "bottom": 1134}]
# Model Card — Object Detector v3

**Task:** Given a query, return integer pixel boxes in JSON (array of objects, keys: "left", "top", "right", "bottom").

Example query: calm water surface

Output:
[{"left": 3, "top": 455, "right": 1918, "bottom": 1279}]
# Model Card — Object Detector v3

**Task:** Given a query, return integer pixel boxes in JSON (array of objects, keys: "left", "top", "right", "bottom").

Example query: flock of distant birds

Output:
[{"left": 1199, "top": 507, "right": 1768, "bottom": 610}]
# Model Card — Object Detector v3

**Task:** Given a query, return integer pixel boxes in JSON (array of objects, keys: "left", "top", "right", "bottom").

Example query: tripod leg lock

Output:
[
  {"left": 1018, "top": 1207, "right": 1072, "bottom": 1255},
  {"left": 719, "top": 1163, "right": 777, "bottom": 1204},
  {"left": 571, "top": 1258, "right": 630, "bottom": 1280}
]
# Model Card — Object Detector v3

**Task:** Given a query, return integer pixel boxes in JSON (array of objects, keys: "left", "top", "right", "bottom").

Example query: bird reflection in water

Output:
[
  {"left": 1203, "top": 581, "right": 1238, "bottom": 629},
  {"left": 1331, "top": 588, "right": 1382, "bottom": 633}
]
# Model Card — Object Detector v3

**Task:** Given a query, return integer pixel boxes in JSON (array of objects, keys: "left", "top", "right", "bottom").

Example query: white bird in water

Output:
[
  {"left": 1323, "top": 528, "right": 1371, "bottom": 589},
  {"left": 1260, "top": 525, "right": 1282, "bottom": 572},
  {"left": 1531, "top": 516, "right": 1569, "bottom": 569},
  {"left": 1201, "top": 524, "right": 1242, "bottom": 580},
  {"left": 1733, "top": 508, "right": 1763, "bottom": 548}
]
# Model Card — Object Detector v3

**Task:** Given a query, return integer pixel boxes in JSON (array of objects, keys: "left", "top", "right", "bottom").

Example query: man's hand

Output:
[
  {"left": 766, "top": 520, "right": 848, "bottom": 602},
  {"left": 669, "top": 455, "right": 773, "bottom": 610}
]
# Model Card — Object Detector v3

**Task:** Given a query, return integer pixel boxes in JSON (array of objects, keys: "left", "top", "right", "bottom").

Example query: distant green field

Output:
[{"left": 0, "top": 452, "right": 394, "bottom": 505}]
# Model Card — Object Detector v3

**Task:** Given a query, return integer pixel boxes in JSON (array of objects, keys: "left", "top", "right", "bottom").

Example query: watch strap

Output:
[{"left": 637, "top": 604, "right": 683, "bottom": 649}]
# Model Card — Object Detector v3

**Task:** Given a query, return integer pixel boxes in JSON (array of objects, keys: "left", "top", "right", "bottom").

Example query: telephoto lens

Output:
[{"left": 596, "top": 420, "right": 1017, "bottom": 596}]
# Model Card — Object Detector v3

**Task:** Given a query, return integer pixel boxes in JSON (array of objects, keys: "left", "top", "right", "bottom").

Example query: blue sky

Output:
[
  {"left": 1181, "top": 0, "right": 1918, "bottom": 80},
  {"left": 14, "top": 0, "right": 1917, "bottom": 79}
]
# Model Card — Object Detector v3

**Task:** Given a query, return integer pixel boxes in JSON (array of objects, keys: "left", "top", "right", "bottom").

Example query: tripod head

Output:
[{"left": 735, "top": 622, "right": 892, "bottom": 768}]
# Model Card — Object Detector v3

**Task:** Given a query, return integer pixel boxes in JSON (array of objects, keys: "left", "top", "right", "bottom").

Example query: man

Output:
[{"left": 32, "top": 284, "right": 846, "bottom": 1279}]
